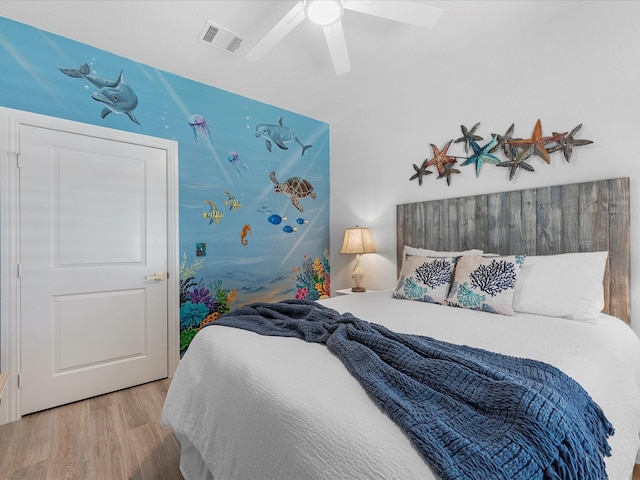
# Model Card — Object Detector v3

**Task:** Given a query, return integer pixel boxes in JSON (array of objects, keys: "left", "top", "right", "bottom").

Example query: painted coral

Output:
[
  {"left": 179, "top": 253, "right": 237, "bottom": 354},
  {"left": 295, "top": 248, "right": 330, "bottom": 300}
]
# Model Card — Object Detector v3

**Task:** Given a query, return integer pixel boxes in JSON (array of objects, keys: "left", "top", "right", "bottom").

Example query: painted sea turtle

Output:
[{"left": 269, "top": 171, "right": 316, "bottom": 212}]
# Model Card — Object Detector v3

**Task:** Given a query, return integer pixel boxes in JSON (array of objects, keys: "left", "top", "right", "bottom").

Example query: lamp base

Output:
[{"left": 351, "top": 286, "right": 366, "bottom": 293}]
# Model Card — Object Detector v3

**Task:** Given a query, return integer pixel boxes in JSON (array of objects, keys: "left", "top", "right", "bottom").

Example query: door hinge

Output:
[
  {"left": 17, "top": 264, "right": 21, "bottom": 278},
  {"left": 17, "top": 374, "right": 21, "bottom": 389},
  {"left": 14, "top": 152, "right": 20, "bottom": 168}
]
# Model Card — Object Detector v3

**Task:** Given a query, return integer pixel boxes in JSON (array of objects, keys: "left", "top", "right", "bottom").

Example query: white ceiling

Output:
[{"left": 0, "top": 1, "right": 580, "bottom": 124}]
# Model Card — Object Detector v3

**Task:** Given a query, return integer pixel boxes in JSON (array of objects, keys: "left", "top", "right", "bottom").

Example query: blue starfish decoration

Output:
[
  {"left": 454, "top": 122, "right": 483, "bottom": 153},
  {"left": 461, "top": 135, "right": 500, "bottom": 177}
]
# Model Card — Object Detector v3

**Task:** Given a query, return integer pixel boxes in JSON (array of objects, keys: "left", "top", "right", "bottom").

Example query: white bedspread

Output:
[{"left": 162, "top": 291, "right": 640, "bottom": 480}]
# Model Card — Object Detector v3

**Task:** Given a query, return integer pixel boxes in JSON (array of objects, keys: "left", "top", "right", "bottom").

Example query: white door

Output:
[{"left": 19, "top": 123, "right": 168, "bottom": 415}]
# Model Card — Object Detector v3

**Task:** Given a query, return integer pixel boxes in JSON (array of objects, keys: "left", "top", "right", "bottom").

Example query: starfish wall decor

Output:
[{"left": 408, "top": 119, "right": 593, "bottom": 186}]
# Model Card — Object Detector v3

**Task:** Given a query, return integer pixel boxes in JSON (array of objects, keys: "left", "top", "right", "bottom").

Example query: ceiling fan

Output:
[{"left": 244, "top": 0, "right": 443, "bottom": 76}]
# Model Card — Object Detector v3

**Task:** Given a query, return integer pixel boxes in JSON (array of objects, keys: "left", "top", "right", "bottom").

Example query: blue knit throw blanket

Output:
[{"left": 210, "top": 299, "right": 614, "bottom": 480}]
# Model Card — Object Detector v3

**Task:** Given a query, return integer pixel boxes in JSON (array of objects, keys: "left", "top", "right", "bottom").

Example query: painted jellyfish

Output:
[
  {"left": 188, "top": 114, "right": 212, "bottom": 160},
  {"left": 227, "top": 151, "right": 251, "bottom": 177}
]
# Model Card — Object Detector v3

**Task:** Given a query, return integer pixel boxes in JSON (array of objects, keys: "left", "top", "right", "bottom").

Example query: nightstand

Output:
[{"left": 335, "top": 288, "right": 377, "bottom": 296}]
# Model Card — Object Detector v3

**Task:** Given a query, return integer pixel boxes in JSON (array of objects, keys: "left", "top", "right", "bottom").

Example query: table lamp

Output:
[{"left": 339, "top": 226, "right": 377, "bottom": 292}]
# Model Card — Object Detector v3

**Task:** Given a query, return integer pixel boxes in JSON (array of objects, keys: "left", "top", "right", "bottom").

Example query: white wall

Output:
[{"left": 329, "top": 2, "right": 640, "bottom": 334}]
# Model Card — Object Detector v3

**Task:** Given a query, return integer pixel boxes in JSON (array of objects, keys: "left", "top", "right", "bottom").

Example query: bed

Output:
[{"left": 162, "top": 177, "right": 640, "bottom": 480}]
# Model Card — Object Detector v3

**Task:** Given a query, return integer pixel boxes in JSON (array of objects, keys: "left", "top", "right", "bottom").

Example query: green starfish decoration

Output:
[
  {"left": 507, "top": 119, "right": 566, "bottom": 165},
  {"left": 425, "top": 139, "right": 457, "bottom": 176},
  {"left": 454, "top": 122, "right": 483, "bottom": 153},
  {"left": 461, "top": 135, "right": 500, "bottom": 177},
  {"left": 409, "top": 163, "right": 433, "bottom": 185},
  {"left": 547, "top": 124, "right": 593, "bottom": 162},
  {"left": 490, "top": 123, "right": 515, "bottom": 156},
  {"left": 437, "top": 161, "right": 461, "bottom": 186},
  {"left": 497, "top": 145, "right": 535, "bottom": 181}
]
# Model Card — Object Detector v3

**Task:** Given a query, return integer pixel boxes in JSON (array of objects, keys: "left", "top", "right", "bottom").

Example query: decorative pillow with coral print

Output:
[
  {"left": 393, "top": 255, "right": 457, "bottom": 304},
  {"left": 446, "top": 255, "right": 525, "bottom": 315}
]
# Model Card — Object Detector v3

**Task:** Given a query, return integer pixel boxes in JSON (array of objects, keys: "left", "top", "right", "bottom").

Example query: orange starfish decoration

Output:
[
  {"left": 506, "top": 119, "right": 566, "bottom": 165},
  {"left": 425, "top": 139, "right": 457, "bottom": 176}
]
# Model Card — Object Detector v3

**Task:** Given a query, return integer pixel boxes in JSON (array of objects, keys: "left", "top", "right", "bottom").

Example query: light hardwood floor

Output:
[
  {"left": 0, "top": 378, "right": 183, "bottom": 480},
  {"left": 0, "top": 379, "right": 638, "bottom": 480}
]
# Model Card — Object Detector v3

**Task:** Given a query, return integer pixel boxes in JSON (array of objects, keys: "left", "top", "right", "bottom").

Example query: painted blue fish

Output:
[
  {"left": 58, "top": 63, "right": 140, "bottom": 125},
  {"left": 255, "top": 117, "right": 312, "bottom": 156},
  {"left": 282, "top": 225, "right": 297, "bottom": 233},
  {"left": 296, "top": 218, "right": 308, "bottom": 225},
  {"left": 268, "top": 214, "right": 286, "bottom": 225}
]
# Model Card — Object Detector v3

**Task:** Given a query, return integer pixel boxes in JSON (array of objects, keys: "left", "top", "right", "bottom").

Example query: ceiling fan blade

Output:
[
  {"left": 323, "top": 20, "right": 351, "bottom": 76},
  {"left": 244, "top": 1, "right": 306, "bottom": 61},
  {"left": 343, "top": 1, "right": 443, "bottom": 29}
]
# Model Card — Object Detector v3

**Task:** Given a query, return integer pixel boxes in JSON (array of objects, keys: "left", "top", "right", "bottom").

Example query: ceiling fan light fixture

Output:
[{"left": 305, "top": 0, "right": 344, "bottom": 26}]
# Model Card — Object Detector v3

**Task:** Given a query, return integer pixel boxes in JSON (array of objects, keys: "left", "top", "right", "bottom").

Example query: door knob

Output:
[{"left": 145, "top": 272, "right": 165, "bottom": 281}]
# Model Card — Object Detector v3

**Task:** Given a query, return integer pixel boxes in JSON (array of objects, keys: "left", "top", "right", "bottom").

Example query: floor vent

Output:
[{"left": 198, "top": 21, "right": 244, "bottom": 53}]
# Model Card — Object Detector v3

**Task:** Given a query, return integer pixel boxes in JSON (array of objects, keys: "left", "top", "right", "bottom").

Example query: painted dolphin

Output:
[
  {"left": 255, "top": 117, "right": 312, "bottom": 156},
  {"left": 58, "top": 63, "right": 140, "bottom": 125}
]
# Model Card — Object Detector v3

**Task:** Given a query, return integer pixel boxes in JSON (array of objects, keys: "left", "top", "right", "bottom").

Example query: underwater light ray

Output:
[
  {"left": 153, "top": 69, "right": 191, "bottom": 119},
  {"left": 0, "top": 31, "right": 68, "bottom": 111},
  {"left": 280, "top": 198, "right": 328, "bottom": 266},
  {"left": 153, "top": 69, "right": 233, "bottom": 185},
  {"left": 257, "top": 177, "right": 277, "bottom": 202},
  {"left": 258, "top": 125, "right": 328, "bottom": 217},
  {"left": 274, "top": 149, "right": 304, "bottom": 181},
  {"left": 305, "top": 123, "right": 330, "bottom": 152},
  {"left": 275, "top": 124, "right": 329, "bottom": 180},
  {"left": 135, "top": 63, "right": 158, "bottom": 84},
  {"left": 204, "top": 136, "right": 234, "bottom": 186},
  {"left": 40, "top": 31, "right": 74, "bottom": 66},
  {"left": 184, "top": 180, "right": 229, "bottom": 191}
]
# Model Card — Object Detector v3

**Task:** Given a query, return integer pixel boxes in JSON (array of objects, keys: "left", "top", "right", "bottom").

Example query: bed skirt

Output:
[{"left": 176, "top": 432, "right": 214, "bottom": 480}]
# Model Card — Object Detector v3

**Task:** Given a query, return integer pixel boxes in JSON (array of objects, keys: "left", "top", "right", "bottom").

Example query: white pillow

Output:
[
  {"left": 403, "top": 246, "right": 483, "bottom": 257},
  {"left": 512, "top": 251, "right": 608, "bottom": 323}
]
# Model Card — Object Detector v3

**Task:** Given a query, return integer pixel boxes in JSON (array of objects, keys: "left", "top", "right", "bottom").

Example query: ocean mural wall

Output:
[{"left": 0, "top": 17, "right": 331, "bottom": 353}]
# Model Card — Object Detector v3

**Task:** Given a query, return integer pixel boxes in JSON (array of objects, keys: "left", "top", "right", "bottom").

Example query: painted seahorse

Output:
[{"left": 240, "top": 224, "right": 251, "bottom": 245}]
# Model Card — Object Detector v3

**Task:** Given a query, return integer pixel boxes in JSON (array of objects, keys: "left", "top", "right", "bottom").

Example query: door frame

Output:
[{"left": 0, "top": 108, "right": 180, "bottom": 424}]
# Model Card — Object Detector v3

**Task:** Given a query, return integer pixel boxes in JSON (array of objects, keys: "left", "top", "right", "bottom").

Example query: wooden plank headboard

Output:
[{"left": 396, "top": 177, "right": 631, "bottom": 323}]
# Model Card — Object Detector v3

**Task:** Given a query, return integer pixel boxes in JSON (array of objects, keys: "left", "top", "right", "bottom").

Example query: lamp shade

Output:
[{"left": 340, "top": 226, "right": 377, "bottom": 254}]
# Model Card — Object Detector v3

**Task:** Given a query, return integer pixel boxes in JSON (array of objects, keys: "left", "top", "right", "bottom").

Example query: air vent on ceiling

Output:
[{"left": 198, "top": 21, "right": 244, "bottom": 54}]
